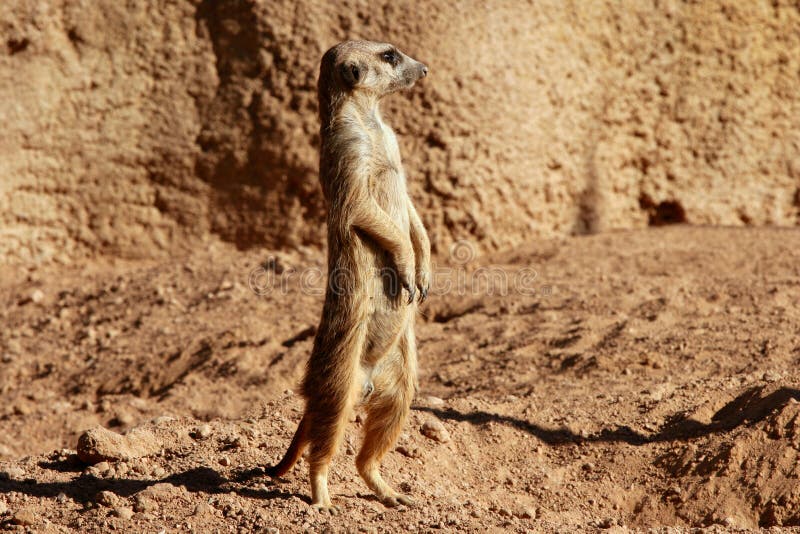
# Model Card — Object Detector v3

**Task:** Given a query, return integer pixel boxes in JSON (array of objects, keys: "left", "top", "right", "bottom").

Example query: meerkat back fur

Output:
[{"left": 266, "top": 40, "right": 431, "bottom": 513}]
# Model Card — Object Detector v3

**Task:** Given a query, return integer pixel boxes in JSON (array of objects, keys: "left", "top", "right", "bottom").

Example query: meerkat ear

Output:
[{"left": 339, "top": 61, "right": 364, "bottom": 87}]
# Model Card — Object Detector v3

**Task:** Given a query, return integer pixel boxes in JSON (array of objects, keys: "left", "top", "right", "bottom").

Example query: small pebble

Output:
[
  {"left": 6, "top": 339, "right": 21, "bottom": 355},
  {"left": 114, "top": 411, "right": 135, "bottom": 426},
  {"left": 114, "top": 507, "right": 134, "bottom": 520},
  {"left": 12, "top": 508, "right": 36, "bottom": 526},
  {"left": 763, "top": 371, "right": 781, "bottom": 382},
  {"left": 89, "top": 461, "right": 112, "bottom": 478},
  {"left": 420, "top": 420, "right": 451, "bottom": 443},
  {"left": 396, "top": 445, "right": 421, "bottom": 458},
  {"left": 134, "top": 496, "right": 155, "bottom": 513},
  {"left": 0, "top": 467, "right": 25, "bottom": 480},
  {"left": 31, "top": 289, "right": 45, "bottom": 304},
  {"left": 219, "top": 456, "right": 231, "bottom": 467},
  {"left": 96, "top": 490, "right": 119, "bottom": 507},
  {"left": 152, "top": 415, "right": 175, "bottom": 425},
  {"left": 115, "top": 462, "right": 129, "bottom": 477},
  {"left": 193, "top": 424, "right": 212, "bottom": 439},
  {"left": 421, "top": 395, "right": 445, "bottom": 407},
  {"left": 193, "top": 502, "right": 214, "bottom": 515}
]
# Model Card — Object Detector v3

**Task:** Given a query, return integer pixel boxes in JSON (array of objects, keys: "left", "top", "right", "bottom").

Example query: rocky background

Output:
[{"left": 2, "top": 0, "right": 798, "bottom": 265}]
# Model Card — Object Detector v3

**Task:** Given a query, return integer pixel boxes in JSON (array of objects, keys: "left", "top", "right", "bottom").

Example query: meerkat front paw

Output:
[
  {"left": 392, "top": 243, "right": 417, "bottom": 304},
  {"left": 415, "top": 266, "right": 431, "bottom": 303}
]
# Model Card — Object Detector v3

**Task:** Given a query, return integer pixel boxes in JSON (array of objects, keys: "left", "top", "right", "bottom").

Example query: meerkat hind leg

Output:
[
  {"left": 308, "top": 409, "right": 350, "bottom": 514},
  {"left": 310, "top": 462, "right": 339, "bottom": 514},
  {"left": 307, "top": 373, "right": 363, "bottom": 514},
  {"left": 356, "top": 351, "right": 415, "bottom": 507}
]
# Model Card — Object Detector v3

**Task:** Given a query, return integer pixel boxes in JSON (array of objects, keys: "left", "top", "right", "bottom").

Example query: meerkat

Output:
[{"left": 265, "top": 41, "right": 431, "bottom": 514}]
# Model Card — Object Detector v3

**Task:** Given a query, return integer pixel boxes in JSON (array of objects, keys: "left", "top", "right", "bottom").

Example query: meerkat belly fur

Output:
[{"left": 266, "top": 41, "right": 431, "bottom": 513}]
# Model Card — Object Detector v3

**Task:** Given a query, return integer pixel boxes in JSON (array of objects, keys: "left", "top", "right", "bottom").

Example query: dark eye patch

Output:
[{"left": 381, "top": 49, "right": 399, "bottom": 66}]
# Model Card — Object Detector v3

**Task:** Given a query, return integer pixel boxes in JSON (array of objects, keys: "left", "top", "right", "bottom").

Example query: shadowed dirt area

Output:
[{"left": 2, "top": 226, "right": 800, "bottom": 532}]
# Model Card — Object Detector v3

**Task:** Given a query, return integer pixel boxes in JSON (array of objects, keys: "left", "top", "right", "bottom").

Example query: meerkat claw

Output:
[
  {"left": 418, "top": 285, "right": 428, "bottom": 303},
  {"left": 396, "top": 494, "right": 414, "bottom": 506},
  {"left": 382, "top": 496, "right": 399, "bottom": 507},
  {"left": 404, "top": 283, "right": 416, "bottom": 304},
  {"left": 380, "top": 493, "right": 414, "bottom": 508}
]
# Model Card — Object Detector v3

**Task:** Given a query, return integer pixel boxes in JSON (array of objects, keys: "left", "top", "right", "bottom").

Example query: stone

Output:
[
  {"left": 396, "top": 445, "right": 422, "bottom": 458},
  {"left": 133, "top": 495, "right": 156, "bottom": 513},
  {"left": 421, "top": 420, "right": 451, "bottom": 443},
  {"left": 192, "top": 424, "right": 212, "bottom": 439},
  {"left": 193, "top": 502, "right": 214, "bottom": 516},
  {"left": 77, "top": 426, "right": 159, "bottom": 464},
  {"left": 11, "top": 508, "right": 36, "bottom": 526},
  {"left": 0, "top": 467, "right": 25, "bottom": 481},
  {"left": 421, "top": 396, "right": 446, "bottom": 407},
  {"left": 114, "top": 506, "right": 134, "bottom": 520},
  {"left": 96, "top": 490, "right": 120, "bottom": 507}
]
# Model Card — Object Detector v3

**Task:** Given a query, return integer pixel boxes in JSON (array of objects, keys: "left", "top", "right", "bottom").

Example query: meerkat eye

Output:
[{"left": 381, "top": 50, "right": 399, "bottom": 66}]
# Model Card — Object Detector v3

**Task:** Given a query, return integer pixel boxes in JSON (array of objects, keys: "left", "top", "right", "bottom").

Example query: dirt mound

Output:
[
  {"left": 654, "top": 386, "right": 800, "bottom": 529},
  {"left": 2, "top": 1, "right": 799, "bottom": 264}
]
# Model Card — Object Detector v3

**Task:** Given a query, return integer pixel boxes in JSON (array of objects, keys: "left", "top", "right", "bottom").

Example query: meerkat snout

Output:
[{"left": 401, "top": 60, "right": 428, "bottom": 88}]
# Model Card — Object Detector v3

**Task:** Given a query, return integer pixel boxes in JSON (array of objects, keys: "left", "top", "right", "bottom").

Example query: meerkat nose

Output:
[{"left": 420, "top": 65, "right": 428, "bottom": 77}]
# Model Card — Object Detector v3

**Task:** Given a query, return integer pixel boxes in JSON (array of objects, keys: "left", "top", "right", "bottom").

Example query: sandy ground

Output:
[{"left": 2, "top": 226, "right": 800, "bottom": 532}]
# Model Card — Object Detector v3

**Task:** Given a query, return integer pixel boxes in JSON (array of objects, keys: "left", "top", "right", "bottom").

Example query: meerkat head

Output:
[{"left": 320, "top": 40, "right": 428, "bottom": 101}]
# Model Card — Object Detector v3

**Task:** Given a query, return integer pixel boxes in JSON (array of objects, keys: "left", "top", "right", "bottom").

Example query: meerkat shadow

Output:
[
  {"left": 231, "top": 466, "right": 270, "bottom": 483},
  {"left": 224, "top": 466, "right": 310, "bottom": 503}
]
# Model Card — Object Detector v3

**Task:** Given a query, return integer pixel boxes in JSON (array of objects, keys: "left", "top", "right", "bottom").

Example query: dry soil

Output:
[{"left": 2, "top": 226, "right": 800, "bottom": 532}]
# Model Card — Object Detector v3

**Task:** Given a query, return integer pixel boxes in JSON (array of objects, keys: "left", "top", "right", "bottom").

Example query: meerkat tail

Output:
[{"left": 266, "top": 415, "right": 309, "bottom": 477}]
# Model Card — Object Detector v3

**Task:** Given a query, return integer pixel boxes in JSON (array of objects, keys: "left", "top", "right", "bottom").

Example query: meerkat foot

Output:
[
  {"left": 311, "top": 502, "right": 341, "bottom": 515},
  {"left": 380, "top": 492, "right": 414, "bottom": 508},
  {"left": 358, "top": 463, "right": 413, "bottom": 508}
]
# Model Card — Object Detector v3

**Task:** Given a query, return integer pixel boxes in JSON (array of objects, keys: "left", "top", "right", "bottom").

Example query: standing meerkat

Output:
[{"left": 266, "top": 41, "right": 431, "bottom": 513}]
